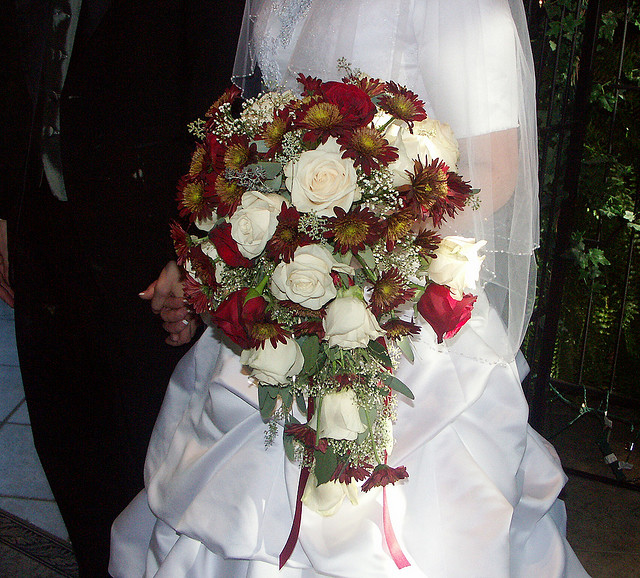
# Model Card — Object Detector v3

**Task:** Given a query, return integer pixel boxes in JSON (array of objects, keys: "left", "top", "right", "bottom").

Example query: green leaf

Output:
[
  {"left": 296, "top": 394, "right": 308, "bottom": 416},
  {"left": 258, "top": 385, "right": 279, "bottom": 420},
  {"left": 382, "top": 374, "right": 415, "bottom": 400},
  {"left": 359, "top": 246, "right": 377, "bottom": 271},
  {"left": 283, "top": 432, "right": 296, "bottom": 462},
  {"left": 257, "top": 161, "right": 283, "bottom": 180},
  {"left": 314, "top": 446, "right": 338, "bottom": 485},
  {"left": 397, "top": 336, "right": 414, "bottom": 364},
  {"left": 368, "top": 340, "right": 392, "bottom": 367},
  {"left": 300, "top": 336, "right": 320, "bottom": 374}
]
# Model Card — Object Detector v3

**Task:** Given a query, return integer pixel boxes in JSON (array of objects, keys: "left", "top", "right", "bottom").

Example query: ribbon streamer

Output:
[
  {"left": 279, "top": 466, "right": 310, "bottom": 569},
  {"left": 383, "top": 486, "right": 411, "bottom": 569}
]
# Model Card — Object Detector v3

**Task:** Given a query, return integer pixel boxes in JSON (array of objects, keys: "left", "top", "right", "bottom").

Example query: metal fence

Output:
[{"left": 524, "top": 0, "right": 640, "bottom": 488}]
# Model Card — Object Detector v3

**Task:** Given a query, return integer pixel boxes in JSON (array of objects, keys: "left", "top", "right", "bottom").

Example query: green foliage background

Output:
[{"left": 534, "top": 0, "right": 640, "bottom": 399}]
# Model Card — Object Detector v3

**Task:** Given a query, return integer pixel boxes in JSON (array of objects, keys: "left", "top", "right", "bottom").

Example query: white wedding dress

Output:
[{"left": 110, "top": 1, "right": 590, "bottom": 576}]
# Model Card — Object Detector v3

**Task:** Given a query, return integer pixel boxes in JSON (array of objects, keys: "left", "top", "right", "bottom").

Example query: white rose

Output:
[
  {"left": 229, "top": 191, "right": 287, "bottom": 259},
  {"left": 199, "top": 240, "right": 225, "bottom": 283},
  {"left": 284, "top": 138, "right": 361, "bottom": 217},
  {"left": 194, "top": 214, "right": 218, "bottom": 232},
  {"left": 270, "top": 245, "right": 354, "bottom": 310},
  {"left": 323, "top": 296, "right": 385, "bottom": 349},
  {"left": 427, "top": 236, "right": 487, "bottom": 299},
  {"left": 239, "top": 337, "right": 304, "bottom": 385},
  {"left": 385, "top": 118, "right": 460, "bottom": 187},
  {"left": 309, "top": 389, "right": 367, "bottom": 441},
  {"left": 302, "top": 472, "right": 358, "bottom": 517}
]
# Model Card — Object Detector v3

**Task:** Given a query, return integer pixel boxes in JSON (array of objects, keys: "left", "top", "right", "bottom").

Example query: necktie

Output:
[{"left": 40, "top": 0, "right": 83, "bottom": 201}]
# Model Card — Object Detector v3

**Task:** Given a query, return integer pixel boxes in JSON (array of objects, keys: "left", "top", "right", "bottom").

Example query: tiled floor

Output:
[{"left": 0, "top": 299, "right": 68, "bottom": 541}]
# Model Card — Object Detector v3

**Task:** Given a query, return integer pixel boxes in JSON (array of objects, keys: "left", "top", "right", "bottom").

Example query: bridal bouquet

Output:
[{"left": 173, "top": 72, "right": 484, "bottom": 531}]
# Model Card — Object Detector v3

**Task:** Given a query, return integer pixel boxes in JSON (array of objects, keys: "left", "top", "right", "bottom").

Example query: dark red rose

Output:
[
  {"left": 417, "top": 284, "right": 477, "bottom": 343},
  {"left": 210, "top": 288, "right": 267, "bottom": 349},
  {"left": 209, "top": 223, "right": 253, "bottom": 268},
  {"left": 321, "top": 81, "right": 377, "bottom": 127}
]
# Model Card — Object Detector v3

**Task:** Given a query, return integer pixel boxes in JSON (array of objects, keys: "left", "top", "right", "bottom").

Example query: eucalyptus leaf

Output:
[
  {"left": 359, "top": 246, "right": 376, "bottom": 271},
  {"left": 314, "top": 446, "right": 338, "bottom": 485},
  {"left": 296, "top": 394, "right": 308, "bottom": 416},
  {"left": 283, "top": 432, "right": 296, "bottom": 462},
  {"left": 301, "top": 336, "right": 320, "bottom": 374},
  {"left": 257, "top": 161, "right": 283, "bottom": 180},
  {"left": 368, "top": 340, "right": 392, "bottom": 367},
  {"left": 397, "top": 336, "right": 415, "bottom": 364},
  {"left": 382, "top": 374, "right": 415, "bottom": 400}
]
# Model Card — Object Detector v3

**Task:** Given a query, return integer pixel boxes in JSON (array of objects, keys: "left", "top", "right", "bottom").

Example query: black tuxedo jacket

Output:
[{"left": 1, "top": 0, "right": 245, "bottom": 297}]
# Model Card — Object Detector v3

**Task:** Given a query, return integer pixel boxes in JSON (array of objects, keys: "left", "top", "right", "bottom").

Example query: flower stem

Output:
[
  {"left": 364, "top": 409, "right": 382, "bottom": 465},
  {"left": 354, "top": 254, "right": 377, "bottom": 283}
]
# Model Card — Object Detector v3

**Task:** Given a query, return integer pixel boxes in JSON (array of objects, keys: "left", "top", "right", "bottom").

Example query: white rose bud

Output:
[
  {"left": 323, "top": 296, "right": 385, "bottom": 349},
  {"left": 427, "top": 236, "right": 487, "bottom": 300},
  {"left": 270, "top": 245, "right": 354, "bottom": 310},
  {"left": 385, "top": 118, "right": 460, "bottom": 187},
  {"left": 302, "top": 472, "right": 359, "bottom": 517},
  {"left": 239, "top": 337, "right": 304, "bottom": 385},
  {"left": 229, "top": 191, "right": 287, "bottom": 259},
  {"left": 285, "top": 138, "right": 361, "bottom": 217},
  {"left": 309, "top": 389, "right": 367, "bottom": 441}
]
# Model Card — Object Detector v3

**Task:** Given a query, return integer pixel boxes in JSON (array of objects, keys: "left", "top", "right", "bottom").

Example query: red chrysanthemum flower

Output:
[
  {"left": 361, "top": 463, "right": 409, "bottom": 492},
  {"left": 170, "top": 221, "right": 190, "bottom": 265},
  {"left": 398, "top": 158, "right": 450, "bottom": 217},
  {"left": 296, "top": 100, "right": 345, "bottom": 144},
  {"left": 259, "top": 109, "right": 294, "bottom": 158},
  {"left": 205, "top": 85, "right": 242, "bottom": 117},
  {"left": 337, "top": 126, "right": 399, "bottom": 174},
  {"left": 343, "top": 75, "right": 386, "bottom": 98},
  {"left": 296, "top": 73, "right": 324, "bottom": 97},
  {"left": 381, "top": 318, "right": 421, "bottom": 340},
  {"left": 378, "top": 82, "right": 427, "bottom": 131},
  {"left": 213, "top": 174, "right": 245, "bottom": 217},
  {"left": 187, "top": 142, "right": 209, "bottom": 177},
  {"left": 249, "top": 316, "right": 290, "bottom": 349},
  {"left": 370, "top": 268, "right": 416, "bottom": 317},
  {"left": 292, "top": 319, "right": 325, "bottom": 340},
  {"left": 176, "top": 176, "right": 217, "bottom": 223},
  {"left": 414, "top": 229, "right": 442, "bottom": 259},
  {"left": 224, "top": 135, "right": 257, "bottom": 171},
  {"left": 187, "top": 245, "right": 219, "bottom": 288},
  {"left": 382, "top": 207, "right": 415, "bottom": 251},
  {"left": 332, "top": 461, "right": 373, "bottom": 484},
  {"left": 204, "top": 134, "right": 227, "bottom": 174},
  {"left": 285, "top": 423, "right": 328, "bottom": 453},
  {"left": 279, "top": 300, "right": 323, "bottom": 318},
  {"left": 428, "top": 171, "right": 474, "bottom": 228},
  {"left": 324, "top": 206, "right": 383, "bottom": 255},
  {"left": 182, "top": 274, "right": 213, "bottom": 314},
  {"left": 266, "top": 204, "right": 311, "bottom": 262}
]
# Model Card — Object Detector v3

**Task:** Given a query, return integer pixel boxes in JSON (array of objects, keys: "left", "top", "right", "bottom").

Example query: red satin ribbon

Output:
[
  {"left": 279, "top": 466, "right": 310, "bottom": 569},
  {"left": 383, "top": 486, "right": 411, "bottom": 569}
]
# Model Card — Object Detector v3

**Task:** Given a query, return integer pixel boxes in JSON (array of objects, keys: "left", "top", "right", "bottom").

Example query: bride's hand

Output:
[{"left": 140, "top": 261, "right": 200, "bottom": 346}]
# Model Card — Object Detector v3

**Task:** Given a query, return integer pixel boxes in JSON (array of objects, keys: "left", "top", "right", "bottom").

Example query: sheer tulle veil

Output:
[{"left": 232, "top": 0, "right": 539, "bottom": 361}]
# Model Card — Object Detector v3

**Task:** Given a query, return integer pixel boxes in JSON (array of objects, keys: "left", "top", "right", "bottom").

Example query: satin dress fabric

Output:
[{"left": 110, "top": 293, "right": 589, "bottom": 577}]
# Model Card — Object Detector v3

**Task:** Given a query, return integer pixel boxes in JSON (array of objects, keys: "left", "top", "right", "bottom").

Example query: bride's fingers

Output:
[
  {"left": 163, "top": 317, "right": 200, "bottom": 346},
  {"left": 160, "top": 306, "right": 190, "bottom": 323}
]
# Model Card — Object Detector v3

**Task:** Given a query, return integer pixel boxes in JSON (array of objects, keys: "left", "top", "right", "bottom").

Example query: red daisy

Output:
[
  {"left": 378, "top": 82, "right": 427, "bottom": 131},
  {"left": 332, "top": 461, "right": 373, "bottom": 484},
  {"left": 361, "top": 463, "right": 409, "bottom": 492},
  {"left": 182, "top": 274, "right": 213, "bottom": 314},
  {"left": 224, "top": 135, "right": 257, "bottom": 171},
  {"left": 295, "top": 99, "right": 345, "bottom": 144},
  {"left": 204, "top": 85, "right": 242, "bottom": 118},
  {"left": 414, "top": 229, "right": 442, "bottom": 259},
  {"left": 212, "top": 174, "right": 245, "bottom": 217},
  {"left": 259, "top": 109, "right": 294, "bottom": 158},
  {"left": 296, "top": 73, "right": 324, "bottom": 97},
  {"left": 428, "top": 171, "right": 474, "bottom": 228},
  {"left": 382, "top": 207, "right": 415, "bottom": 251},
  {"left": 380, "top": 318, "right": 421, "bottom": 340},
  {"left": 266, "top": 204, "right": 312, "bottom": 262},
  {"left": 285, "top": 423, "right": 328, "bottom": 453},
  {"left": 324, "top": 206, "right": 383, "bottom": 255},
  {"left": 398, "top": 158, "right": 450, "bottom": 217},
  {"left": 176, "top": 176, "right": 217, "bottom": 223},
  {"left": 292, "top": 319, "right": 325, "bottom": 340},
  {"left": 343, "top": 75, "right": 386, "bottom": 98},
  {"left": 370, "top": 268, "right": 416, "bottom": 317},
  {"left": 170, "top": 221, "right": 190, "bottom": 265},
  {"left": 337, "top": 126, "right": 399, "bottom": 174}
]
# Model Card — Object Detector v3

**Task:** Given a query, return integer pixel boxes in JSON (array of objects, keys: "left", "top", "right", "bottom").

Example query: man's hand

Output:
[
  {"left": 0, "top": 220, "right": 14, "bottom": 307},
  {"left": 140, "top": 261, "right": 199, "bottom": 346}
]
